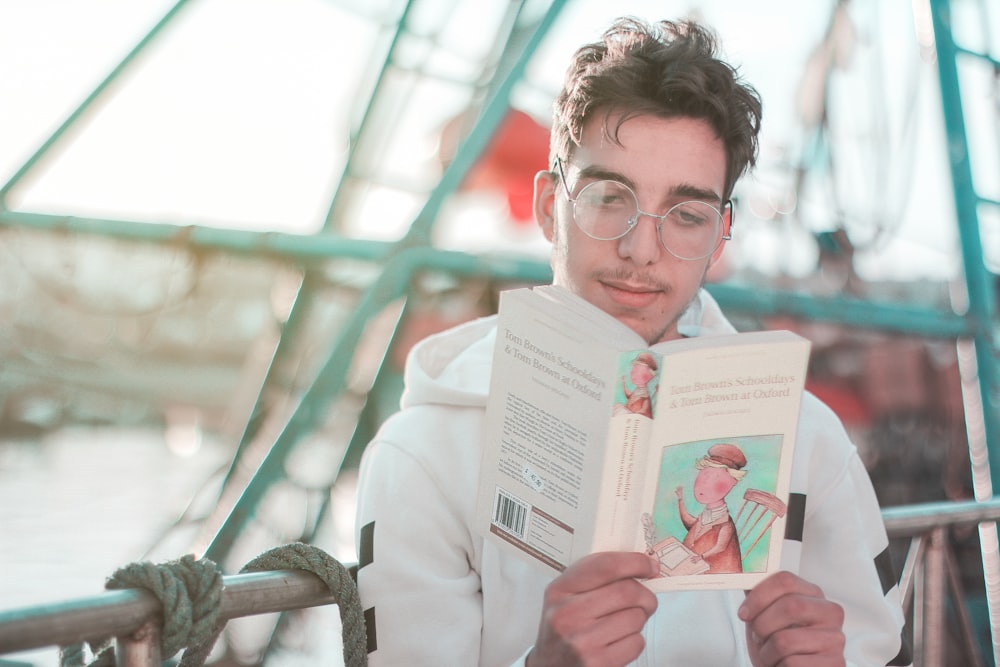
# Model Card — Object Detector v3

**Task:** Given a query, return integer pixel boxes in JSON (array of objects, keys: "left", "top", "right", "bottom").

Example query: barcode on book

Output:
[{"left": 493, "top": 487, "right": 529, "bottom": 539}]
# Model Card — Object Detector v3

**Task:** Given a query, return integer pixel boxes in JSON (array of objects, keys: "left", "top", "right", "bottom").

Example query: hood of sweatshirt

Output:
[{"left": 399, "top": 288, "right": 738, "bottom": 412}]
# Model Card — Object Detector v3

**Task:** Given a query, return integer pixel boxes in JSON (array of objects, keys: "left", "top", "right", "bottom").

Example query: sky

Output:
[{"left": 1, "top": 0, "right": 997, "bottom": 283}]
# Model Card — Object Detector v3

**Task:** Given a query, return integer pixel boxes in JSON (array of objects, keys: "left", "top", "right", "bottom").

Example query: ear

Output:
[
  {"left": 534, "top": 169, "right": 557, "bottom": 242},
  {"left": 707, "top": 202, "right": 732, "bottom": 268}
]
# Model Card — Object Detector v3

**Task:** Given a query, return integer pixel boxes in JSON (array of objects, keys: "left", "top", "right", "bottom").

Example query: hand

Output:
[
  {"left": 527, "top": 552, "right": 659, "bottom": 667},
  {"left": 739, "top": 571, "right": 846, "bottom": 667},
  {"left": 675, "top": 486, "right": 684, "bottom": 499}
]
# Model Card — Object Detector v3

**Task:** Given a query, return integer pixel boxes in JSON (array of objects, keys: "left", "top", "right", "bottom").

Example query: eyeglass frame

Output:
[{"left": 553, "top": 156, "right": 734, "bottom": 261}]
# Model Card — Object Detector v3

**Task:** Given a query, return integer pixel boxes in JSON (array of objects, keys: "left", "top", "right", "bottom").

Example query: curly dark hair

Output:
[{"left": 550, "top": 17, "right": 763, "bottom": 199}]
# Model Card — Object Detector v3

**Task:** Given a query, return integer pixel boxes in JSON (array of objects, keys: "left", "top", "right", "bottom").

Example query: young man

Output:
[{"left": 355, "top": 18, "right": 909, "bottom": 667}]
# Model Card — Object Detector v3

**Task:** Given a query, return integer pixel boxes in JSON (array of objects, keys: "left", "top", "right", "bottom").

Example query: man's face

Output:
[{"left": 534, "top": 114, "right": 729, "bottom": 345}]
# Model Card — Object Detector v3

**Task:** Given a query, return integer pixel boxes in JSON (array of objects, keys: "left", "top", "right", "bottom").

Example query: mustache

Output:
[{"left": 591, "top": 268, "right": 669, "bottom": 292}]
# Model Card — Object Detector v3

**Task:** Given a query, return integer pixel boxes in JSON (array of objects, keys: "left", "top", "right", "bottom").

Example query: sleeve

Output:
[
  {"left": 798, "top": 439, "right": 912, "bottom": 666},
  {"left": 354, "top": 432, "right": 483, "bottom": 666}
]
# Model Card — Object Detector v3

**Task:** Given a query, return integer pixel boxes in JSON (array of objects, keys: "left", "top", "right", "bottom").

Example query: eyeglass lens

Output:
[{"left": 573, "top": 180, "right": 723, "bottom": 260}]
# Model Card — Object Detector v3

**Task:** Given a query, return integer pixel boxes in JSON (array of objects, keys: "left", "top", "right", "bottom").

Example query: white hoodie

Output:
[{"left": 355, "top": 289, "right": 910, "bottom": 666}]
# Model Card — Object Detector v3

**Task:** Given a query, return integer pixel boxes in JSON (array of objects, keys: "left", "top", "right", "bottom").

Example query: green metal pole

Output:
[
  {"left": 320, "top": 0, "right": 419, "bottom": 233},
  {"left": 202, "top": 0, "right": 571, "bottom": 562},
  {"left": 202, "top": 246, "right": 551, "bottom": 562},
  {"left": 0, "top": 209, "right": 392, "bottom": 262},
  {"left": 217, "top": 276, "right": 315, "bottom": 493},
  {"left": 0, "top": 0, "right": 195, "bottom": 209},
  {"left": 0, "top": 208, "right": 976, "bottom": 340},
  {"left": 400, "top": 0, "right": 570, "bottom": 247},
  {"left": 930, "top": 2, "right": 1000, "bottom": 665},
  {"left": 707, "top": 283, "right": 972, "bottom": 340},
  {"left": 929, "top": 0, "right": 1000, "bottom": 485}
]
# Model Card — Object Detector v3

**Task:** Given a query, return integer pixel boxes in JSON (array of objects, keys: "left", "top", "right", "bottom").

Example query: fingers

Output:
[
  {"left": 739, "top": 571, "right": 842, "bottom": 633},
  {"left": 545, "top": 601, "right": 652, "bottom": 656},
  {"left": 749, "top": 624, "right": 846, "bottom": 667},
  {"left": 530, "top": 552, "right": 660, "bottom": 667},
  {"left": 545, "top": 569, "right": 657, "bottom": 625},
  {"left": 544, "top": 552, "right": 659, "bottom": 623},
  {"left": 550, "top": 551, "right": 661, "bottom": 598},
  {"left": 740, "top": 571, "right": 846, "bottom": 667}
]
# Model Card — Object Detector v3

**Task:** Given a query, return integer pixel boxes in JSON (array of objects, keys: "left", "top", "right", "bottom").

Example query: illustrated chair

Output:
[{"left": 734, "top": 488, "right": 788, "bottom": 561}]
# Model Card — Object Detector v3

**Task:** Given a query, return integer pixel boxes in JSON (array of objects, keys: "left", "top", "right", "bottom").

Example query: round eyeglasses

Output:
[{"left": 555, "top": 157, "right": 732, "bottom": 261}]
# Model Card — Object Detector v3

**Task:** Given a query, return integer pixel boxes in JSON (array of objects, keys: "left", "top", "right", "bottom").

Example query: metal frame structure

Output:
[{"left": 0, "top": 0, "right": 997, "bottom": 664}]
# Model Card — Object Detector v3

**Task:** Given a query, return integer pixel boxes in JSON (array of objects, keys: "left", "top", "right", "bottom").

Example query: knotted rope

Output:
[
  {"left": 74, "top": 554, "right": 223, "bottom": 667},
  {"left": 61, "top": 543, "right": 366, "bottom": 667},
  {"left": 245, "top": 543, "right": 367, "bottom": 667},
  {"left": 179, "top": 543, "right": 367, "bottom": 667}
]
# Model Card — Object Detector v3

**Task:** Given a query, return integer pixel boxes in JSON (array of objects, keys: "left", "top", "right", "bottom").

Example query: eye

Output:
[
  {"left": 669, "top": 202, "right": 716, "bottom": 228},
  {"left": 579, "top": 181, "right": 633, "bottom": 209}
]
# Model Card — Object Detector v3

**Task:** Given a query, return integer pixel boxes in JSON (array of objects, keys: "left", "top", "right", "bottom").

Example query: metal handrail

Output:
[
  {"left": 882, "top": 497, "right": 1000, "bottom": 538},
  {"left": 3, "top": 497, "right": 1000, "bottom": 659},
  {"left": 883, "top": 497, "right": 1000, "bottom": 667},
  {"left": 0, "top": 569, "right": 339, "bottom": 656}
]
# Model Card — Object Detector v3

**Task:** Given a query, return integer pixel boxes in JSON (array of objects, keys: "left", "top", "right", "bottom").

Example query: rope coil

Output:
[
  {"left": 239, "top": 543, "right": 367, "bottom": 667},
  {"left": 61, "top": 543, "right": 366, "bottom": 667}
]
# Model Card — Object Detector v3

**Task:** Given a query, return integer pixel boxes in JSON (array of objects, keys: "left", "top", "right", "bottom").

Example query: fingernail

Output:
[{"left": 737, "top": 602, "right": 748, "bottom": 620}]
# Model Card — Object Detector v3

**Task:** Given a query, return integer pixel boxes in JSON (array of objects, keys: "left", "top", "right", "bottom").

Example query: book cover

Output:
[{"left": 475, "top": 285, "right": 810, "bottom": 591}]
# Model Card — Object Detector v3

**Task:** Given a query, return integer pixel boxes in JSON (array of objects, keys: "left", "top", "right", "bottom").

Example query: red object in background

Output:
[
  {"left": 441, "top": 109, "right": 551, "bottom": 224},
  {"left": 806, "top": 380, "right": 871, "bottom": 427},
  {"left": 861, "top": 340, "right": 932, "bottom": 419}
]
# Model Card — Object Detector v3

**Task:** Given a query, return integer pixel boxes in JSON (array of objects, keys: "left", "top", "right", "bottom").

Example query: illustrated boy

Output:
[
  {"left": 355, "top": 17, "right": 909, "bottom": 667},
  {"left": 675, "top": 442, "right": 748, "bottom": 574},
  {"left": 620, "top": 351, "right": 658, "bottom": 418}
]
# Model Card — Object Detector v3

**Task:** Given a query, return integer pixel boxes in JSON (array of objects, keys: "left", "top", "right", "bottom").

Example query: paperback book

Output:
[{"left": 474, "top": 285, "right": 811, "bottom": 591}]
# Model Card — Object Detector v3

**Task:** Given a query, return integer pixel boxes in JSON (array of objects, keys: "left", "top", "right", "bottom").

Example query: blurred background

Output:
[{"left": 1, "top": 0, "right": 998, "bottom": 665}]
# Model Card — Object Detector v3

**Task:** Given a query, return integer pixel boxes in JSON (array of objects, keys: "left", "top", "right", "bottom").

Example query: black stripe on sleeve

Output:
[
  {"left": 874, "top": 546, "right": 898, "bottom": 596},
  {"left": 784, "top": 493, "right": 806, "bottom": 542},
  {"left": 360, "top": 520, "right": 375, "bottom": 569},
  {"left": 365, "top": 606, "right": 378, "bottom": 654}
]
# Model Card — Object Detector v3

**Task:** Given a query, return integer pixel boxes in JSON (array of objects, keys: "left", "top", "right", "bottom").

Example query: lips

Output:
[{"left": 601, "top": 280, "right": 662, "bottom": 309}]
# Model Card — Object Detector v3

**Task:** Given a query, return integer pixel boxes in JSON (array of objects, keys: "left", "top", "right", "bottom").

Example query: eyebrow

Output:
[{"left": 574, "top": 164, "right": 723, "bottom": 206}]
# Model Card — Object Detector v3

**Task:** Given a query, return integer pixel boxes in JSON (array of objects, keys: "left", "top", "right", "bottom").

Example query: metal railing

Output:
[
  {"left": 883, "top": 497, "right": 1000, "bottom": 667},
  {"left": 0, "top": 569, "right": 345, "bottom": 666},
  {"left": 3, "top": 497, "right": 999, "bottom": 666}
]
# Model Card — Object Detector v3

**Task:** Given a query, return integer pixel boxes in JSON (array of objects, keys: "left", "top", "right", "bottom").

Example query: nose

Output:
[{"left": 617, "top": 212, "right": 663, "bottom": 266}]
